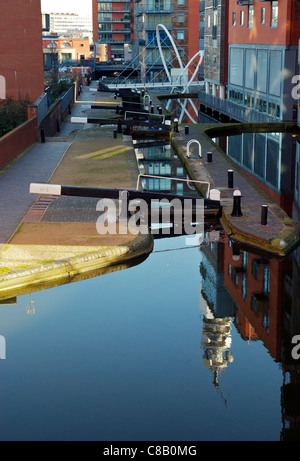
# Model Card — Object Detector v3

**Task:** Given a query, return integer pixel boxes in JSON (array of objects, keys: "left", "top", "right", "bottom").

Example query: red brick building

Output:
[
  {"left": 0, "top": 0, "right": 44, "bottom": 103},
  {"left": 93, "top": 0, "right": 134, "bottom": 62}
]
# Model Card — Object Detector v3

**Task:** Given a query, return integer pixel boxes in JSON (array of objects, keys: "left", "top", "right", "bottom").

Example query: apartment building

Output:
[
  {"left": 93, "top": 1, "right": 134, "bottom": 62},
  {"left": 47, "top": 13, "right": 93, "bottom": 43},
  {"left": 43, "top": 36, "right": 91, "bottom": 68},
  {"left": 204, "top": 0, "right": 228, "bottom": 99},
  {"left": 293, "top": 39, "right": 300, "bottom": 222},
  {"left": 227, "top": 0, "right": 300, "bottom": 122},
  {"left": 133, "top": 0, "right": 201, "bottom": 82}
]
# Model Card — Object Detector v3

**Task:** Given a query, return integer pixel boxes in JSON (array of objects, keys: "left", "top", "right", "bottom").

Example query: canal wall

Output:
[
  {"left": 0, "top": 231, "right": 153, "bottom": 301},
  {"left": 171, "top": 121, "right": 300, "bottom": 257}
]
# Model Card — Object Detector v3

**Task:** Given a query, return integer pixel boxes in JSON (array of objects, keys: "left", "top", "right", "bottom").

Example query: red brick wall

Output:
[
  {"left": 0, "top": 0, "right": 44, "bottom": 104},
  {"left": 0, "top": 117, "right": 38, "bottom": 170},
  {"left": 188, "top": 0, "right": 200, "bottom": 64},
  {"left": 228, "top": 0, "right": 300, "bottom": 46},
  {"left": 41, "top": 100, "right": 62, "bottom": 137},
  {"left": 93, "top": 0, "right": 98, "bottom": 43}
]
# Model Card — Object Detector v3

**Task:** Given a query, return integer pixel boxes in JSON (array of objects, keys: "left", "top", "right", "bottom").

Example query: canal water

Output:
[
  {"left": 0, "top": 231, "right": 299, "bottom": 441},
  {"left": 0, "top": 127, "right": 300, "bottom": 442}
]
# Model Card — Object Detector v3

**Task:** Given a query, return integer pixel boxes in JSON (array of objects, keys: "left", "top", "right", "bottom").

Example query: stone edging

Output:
[{"left": 0, "top": 232, "right": 154, "bottom": 294}]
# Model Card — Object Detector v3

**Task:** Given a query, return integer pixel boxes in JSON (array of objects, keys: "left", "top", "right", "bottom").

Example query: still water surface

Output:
[
  {"left": 0, "top": 231, "right": 297, "bottom": 441},
  {"left": 0, "top": 126, "right": 299, "bottom": 442}
]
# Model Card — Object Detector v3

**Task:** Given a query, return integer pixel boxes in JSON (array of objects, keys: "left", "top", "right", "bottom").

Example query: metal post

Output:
[
  {"left": 117, "top": 118, "right": 122, "bottom": 134},
  {"left": 231, "top": 190, "right": 243, "bottom": 217},
  {"left": 41, "top": 127, "right": 45, "bottom": 143},
  {"left": 207, "top": 151, "right": 212, "bottom": 163},
  {"left": 228, "top": 169, "right": 233, "bottom": 188},
  {"left": 174, "top": 118, "right": 179, "bottom": 133},
  {"left": 261, "top": 205, "right": 268, "bottom": 225},
  {"left": 185, "top": 126, "right": 189, "bottom": 135},
  {"left": 113, "top": 129, "right": 117, "bottom": 139}
]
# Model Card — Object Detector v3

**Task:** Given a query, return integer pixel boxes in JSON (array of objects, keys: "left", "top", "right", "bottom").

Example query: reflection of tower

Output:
[
  {"left": 201, "top": 313, "right": 234, "bottom": 402},
  {"left": 199, "top": 230, "right": 234, "bottom": 405}
]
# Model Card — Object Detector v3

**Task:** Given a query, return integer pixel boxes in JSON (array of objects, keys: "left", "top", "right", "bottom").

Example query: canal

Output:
[
  {"left": 0, "top": 111, "right": 300, "bottom": 442},
  {"left": 0, "top": 230, "right": 299, "bottom": 441}
]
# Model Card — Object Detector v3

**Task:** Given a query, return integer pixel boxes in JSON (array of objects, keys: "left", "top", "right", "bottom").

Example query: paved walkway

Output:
[
  {"left": 0, "top": 81, "right": 101, "bottom": 245},
  {"left": 172, "top": 124, "right": 300, "bottom": 256},
  {"left": 0, "top": 142, "right": 71, "bottom": 244}
]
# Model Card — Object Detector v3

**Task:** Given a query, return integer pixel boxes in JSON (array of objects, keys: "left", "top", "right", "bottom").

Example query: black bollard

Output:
[
  {"left": 56, "top": 119, "right": 60, "bottom": 132},
  {"left": 151, "top": 106, "right": 154, "bottom": 114},
  {"left": 174, "top": 118, "right": 179, "bottom": 133},
  {"left": 41, "top": 127, "right": 45, "bottom": 143},
  {"left": 113, "top": 129, "right": 117, "bottom": 139},
  {"left": 231, "top": 190, "right": 243, "bottom": 217},
  {"left": 158, "top": 107, "right": 162, "bottom": 115},
  {"left": 117, "top": 118, "right": 122, "bottom": 134},
  {"left": 261, "top": 205, "right": 268, "bottom": 225},
  {"left": 116, "top": 105, "right": 119, "bottom": 114},
  {"left": 228, "top": 169, "right": 234, "bottom": 188},
  {"left": 207, "top": 151, "right": 212, "bottom": 163},
  {"left": 185, "top": 126, "right": 189, "bottom": 135}
]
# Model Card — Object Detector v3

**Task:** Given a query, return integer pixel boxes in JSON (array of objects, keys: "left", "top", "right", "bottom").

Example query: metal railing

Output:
[{"left": 136, "top": 174, "right": 211, "bottom": 198}]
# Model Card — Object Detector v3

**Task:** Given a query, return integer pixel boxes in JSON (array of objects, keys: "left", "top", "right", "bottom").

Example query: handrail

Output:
[{"left": 136, "top": 174, "right": 210, "bottom": 198}]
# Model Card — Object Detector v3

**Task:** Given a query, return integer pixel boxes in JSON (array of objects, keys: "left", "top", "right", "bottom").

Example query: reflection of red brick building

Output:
[
  {"left": 0, "top": 0, "right": 44, "bottom": 102},
  {"left": 223, "top": 235, "right": 290, "bottom": 362}
]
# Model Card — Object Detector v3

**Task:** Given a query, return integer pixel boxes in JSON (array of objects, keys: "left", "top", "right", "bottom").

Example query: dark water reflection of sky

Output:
[{"left": 0, "top": 234, "right": 288, "bottom": 442}]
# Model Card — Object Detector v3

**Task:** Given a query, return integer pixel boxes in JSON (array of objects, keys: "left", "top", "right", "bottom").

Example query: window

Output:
[
  {"left": 271, "top": 1, "right": 278, "bottom": 27},
  {"left": 232, "top": 11, "right": 236, "bottom": 26},
  {"left": 248, "top": 5, "right": 254, "bottom": 28},
  {"left": 240, "top": 10, "right": 244, "bottom": 26},
  {"left": 177, "top": 31, "right": 184, "bottom": 40},
  {"left": 212, "top": 54, "right": 217, "bottom": 68},
  {"left": 261, "top": 7, "right": 265, "bottom": 24},
  {"left": 177, "top": 13, "right": 185, "bottom": 23},
  {"left": 177, "top": 0, "right": 184, "bottom": 4}
]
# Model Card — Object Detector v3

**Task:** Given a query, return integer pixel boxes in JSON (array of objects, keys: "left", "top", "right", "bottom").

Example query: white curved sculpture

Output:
[{"left": 156, "top": 24, "right": 204, "bottom": 124}]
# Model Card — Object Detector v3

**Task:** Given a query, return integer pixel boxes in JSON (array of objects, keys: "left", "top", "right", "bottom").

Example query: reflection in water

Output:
[
  {"left": 199, "top": 230, "right": 234, "bottom": 409},
  {"left": 134, "top": 136, "right": 300, "bottom": 439},
  {"left": 26, "top": 294, "right": 35, "bottom": 315},
  {"left": 2, "top": 132, "right": 300, "bottom": 440},
  {"left": 199, "top": 227, "right": 300, "bottom": 440}
]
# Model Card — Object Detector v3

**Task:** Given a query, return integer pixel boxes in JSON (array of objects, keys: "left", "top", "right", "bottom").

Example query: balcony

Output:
[
  {"left": 198, "top": 90, "right": 279, "bottom": 123},
  {"left": 236, "top": 0, "right": 253, "bottom": 4}
]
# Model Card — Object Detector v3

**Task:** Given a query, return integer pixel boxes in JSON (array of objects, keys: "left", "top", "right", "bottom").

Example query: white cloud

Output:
[{"left": 41, "top": 0, "right": 92, "bottom": 16}]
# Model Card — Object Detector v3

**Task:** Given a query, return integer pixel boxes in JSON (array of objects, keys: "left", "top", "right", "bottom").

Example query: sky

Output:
[{"left": 40, "top": 0, "right": 92, "bottom": 16}]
